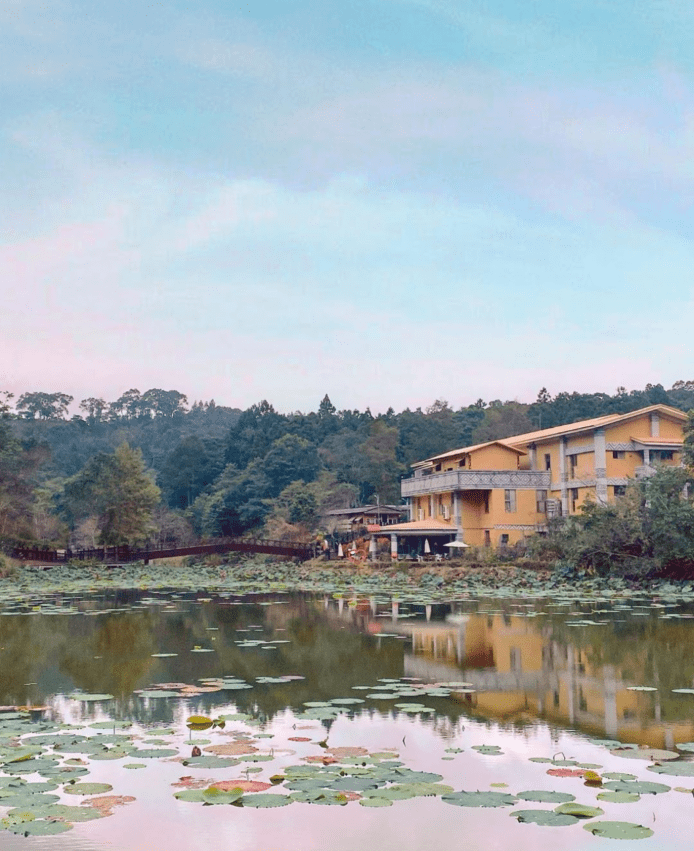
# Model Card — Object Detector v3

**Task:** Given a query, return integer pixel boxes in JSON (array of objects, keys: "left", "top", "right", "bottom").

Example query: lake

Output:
[{"left": 1, "top": 580, "right": 694, "bottom": 849}]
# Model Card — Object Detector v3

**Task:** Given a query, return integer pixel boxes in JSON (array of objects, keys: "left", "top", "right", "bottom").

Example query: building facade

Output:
[{"left": 383, "top": 404, "right": 687, "bottom": 551}]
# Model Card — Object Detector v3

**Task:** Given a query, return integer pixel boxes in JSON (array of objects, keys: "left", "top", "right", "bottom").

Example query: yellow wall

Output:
[{"left": 470, "top": 444, "right": 522, "bottom": 470}]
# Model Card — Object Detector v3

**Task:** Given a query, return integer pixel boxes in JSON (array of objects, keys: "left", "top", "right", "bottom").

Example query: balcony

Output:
[{"left": 401, "top": 469, "right": 551, "bottom": 497}]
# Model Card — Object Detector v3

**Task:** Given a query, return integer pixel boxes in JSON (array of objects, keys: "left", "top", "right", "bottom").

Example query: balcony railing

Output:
[{"left": 401, "top": 469, "right": 551, "bottom": 497}]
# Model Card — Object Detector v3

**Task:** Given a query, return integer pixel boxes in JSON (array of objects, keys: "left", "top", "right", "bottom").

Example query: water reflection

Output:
[{"left": 2, "top": 591, "right": 694, "bottom": 749}]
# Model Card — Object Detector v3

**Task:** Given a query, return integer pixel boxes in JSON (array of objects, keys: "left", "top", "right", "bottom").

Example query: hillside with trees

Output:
[{"left": 0, "top": 382, "right": 693, "bottom": 559}]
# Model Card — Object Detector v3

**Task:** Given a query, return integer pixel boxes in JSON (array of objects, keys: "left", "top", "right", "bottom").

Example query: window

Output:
[
  {"left": 483, "top": 493, "right": 490, "bottom": 513},
  {"left": 570, "top": 454, "right": 578, "bottom": 475},
  {"left": 613, "top": 485, "right": 626, "bottom": 497},
  {"left": 504, "top": 489, "right": 516, "bottom": 513},
  {"left": 434, "top": 463, "right": 441, "bottom": 472},
  {"left": 484, "top": 530, "right": 491, "bottom": 547},
  {"left": 544, "top": 453, "right": 551, "bottom": 471},
  {"left": 500, "top": 534, "right": 509, "bottom": 546},
  {"left": 536, "top": 489, "right": 548, "bottom": 513},
  {"left": 571, "top": 488, "right": 579, "bottom": 511},
  {"left": 612, "top": 450, "right": 625, "bottom": 460}
]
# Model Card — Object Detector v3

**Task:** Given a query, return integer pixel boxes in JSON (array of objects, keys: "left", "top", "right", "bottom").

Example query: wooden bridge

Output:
[{"left": 8, "top": 537, "right": 319, "bottom": 565}]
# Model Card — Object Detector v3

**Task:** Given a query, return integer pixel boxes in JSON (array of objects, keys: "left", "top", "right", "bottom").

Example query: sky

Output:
[{"left": 2, "top": 0, "right": 694, "bottom": 414}]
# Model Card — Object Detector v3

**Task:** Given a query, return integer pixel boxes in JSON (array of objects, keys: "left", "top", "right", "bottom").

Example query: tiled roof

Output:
[
  {"left": 415, "top": 439, "right": 525, "bottom": 467},
  {"left": 372, "top": 518, "right": 456, "bottom": 534},
  {"left": 505, "top": 405, "right": 687, "bottom": 447},
  {"left": 630, "top": 435, "right": 684, "bottom": 446}
]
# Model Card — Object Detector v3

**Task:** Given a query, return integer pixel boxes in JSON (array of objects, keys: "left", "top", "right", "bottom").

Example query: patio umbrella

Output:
[
  {"left": 424, "top": 538, "right": 431, "bottom": 554},
  {"left": 337, "top": 543, "right": 344, "bottom": 557},
  {"left": 444, "top": 540, "right": 469, "bottom": 548}
]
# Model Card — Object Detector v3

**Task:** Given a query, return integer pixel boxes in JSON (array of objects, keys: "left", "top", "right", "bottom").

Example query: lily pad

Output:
[
  {"left": 442, "top": 791, "right": 517, "bottom": 808},
  {"left": 602, "top": 780, "right": 670, "bottom": 795},
  {"left": 555, "top": 802, "right": 604, "bottom": 818},
  {"left": 239, "top": 794, "right": 292, "bottom": 808},
  {"left": 597, "top": 791, "right": 640, "bottom": 803},
  {"left": 512, "top": 809, "right": 579, "bottom": 826},
  {"left": 647, "top": 762, "right": 694, "bottom": 777},
  {"left": 359, "top": 796, "right": 393, "bottom": 807},
  {"left": 583, "top": 821, "right": 654, "bottom": 840},
  {"left": 517, "top": 790, "right": 576, "bottom": 803},
  {"left": 64, "top": 782, "right": 114, "bottom": 796},
  {"left": 610, "top": 746, "right": 679, "bottom": 761},
  {"left": 5, "top": 819, "right": 73, "bottom": 835}
]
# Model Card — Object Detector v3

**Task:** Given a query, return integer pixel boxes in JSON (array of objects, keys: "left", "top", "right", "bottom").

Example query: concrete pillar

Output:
[
  {"left": 407, "top": 499, "right": 414, "bottom": 521},
  {"left": 390, "top": 533, "right": 398, "bottom": 559},
  {"left": 528, "top": 444, "right": 537, "bottom": 469},
  {"left": 453, "top": 491, "right": 463, "bottom": 540},
  {"left": 425, "top": 604, "right": 432, "bottom": 621},
  {"left": 429, "top": 494, "right": 434, "bottom": 517},
  {"left": 594, "top": 427, "right": 608, "bottom": 505},
  {"left": 644, "top": 447, "right": 650, "bottom": 466},
  {"left": 559, "top": 437, "right": 569, "bottom": 516},
  {"left": 603, "top": 665, "right": 618, "bottom": 736},
  {"left": 369, "top": 537, "right": 377, "bottom": 562}
]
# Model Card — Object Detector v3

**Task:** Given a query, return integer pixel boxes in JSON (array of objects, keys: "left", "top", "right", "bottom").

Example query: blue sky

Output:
[{"left": 2, "top": 0, "right": 693, "bottom": 413}]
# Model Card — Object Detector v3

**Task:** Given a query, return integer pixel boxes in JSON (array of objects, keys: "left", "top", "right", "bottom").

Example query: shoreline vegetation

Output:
[{"left": 2, "top": 555, "right": 694, "bottom": 603}]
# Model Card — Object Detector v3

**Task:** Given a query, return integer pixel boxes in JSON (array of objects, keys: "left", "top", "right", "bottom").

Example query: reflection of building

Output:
[
  {"left": 383, "top": 405, "right": 686, "bottom": 549},
  {"left": 388, "top": 610, "right": 694, "bottom": 749}
]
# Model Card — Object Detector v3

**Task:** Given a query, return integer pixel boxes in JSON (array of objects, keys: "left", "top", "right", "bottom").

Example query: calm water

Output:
[{"left": 1, "top": 588, "right": 694, "bottom": 849}]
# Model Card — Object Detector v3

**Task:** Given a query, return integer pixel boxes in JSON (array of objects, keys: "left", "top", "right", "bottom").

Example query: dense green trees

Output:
[
  {"left": 535, "top": 466, "right": 694, "bottom": 575},
  {"left": 60, "top": 444, "right": 160, "bottom": 546},
  {"left": 1, "top": 381, "right": 693, "bottom": 556}
]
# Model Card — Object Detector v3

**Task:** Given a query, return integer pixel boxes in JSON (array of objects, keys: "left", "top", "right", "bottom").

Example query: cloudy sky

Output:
[{"left": 2, "top": 0, "right": 693, "bottom": 413}]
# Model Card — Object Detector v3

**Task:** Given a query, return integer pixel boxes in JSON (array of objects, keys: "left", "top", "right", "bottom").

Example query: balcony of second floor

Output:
[{"left": 402, "top": 468, "right": 551, "bottom": 497}]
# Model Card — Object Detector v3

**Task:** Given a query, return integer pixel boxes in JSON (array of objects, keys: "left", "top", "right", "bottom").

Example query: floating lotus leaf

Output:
[
  {"left": 124, "top": 763, "right": 146, "bottom": 769},
  {"left": 64, "top": 782, "right": 114, "bottom": 796},
  {"left": 183, "top": 756, "right": 240, "bottom": 769},
  {"left": 517, "top": 790, "right": 576, "bottom": 803},
  {"left": 472, "top": 745, "right": 503, "bottom": 755},
  {"left": 174, "top": 789, "right": 207, "bottom": 802},
  {"left": 88, "top": 749, "right": 130, "bottom": 761},
  {"left": 555, "top": 802, "right": 604, "bottom": 818},
  {"left": 547, "top": 768, "right": 585, "bottom": 777},
  {"left": 602, "top": 772, "right": 638, "bottom": 781},
  {"left": 329, "top": 778, "right": 378, "bottom": 792},
  {"left": 13, "top": 758, "right": 61, "bottom": 773},
  {"left": 672, "top": 689, "right": 694, "bottom": 695},
  {"left": 128, "top": 748, "right": 179, "bottom": 758},
  {"left": 603, "top": 780, "right": 670, "bottom": 794},
  {"left": 89, "top": 721, "right": 132, "bottom": 730},
  {"left": 583, "top": 821, "right": 654, "bottom": 840},
  {"left": 366, "top": 694, "right": 397, "bottom": 700},
  {"left": 676, "top": 743, "right": 694, "bottom": 752},
  {"left": 512, "top": 809, "right": 579, "bottom": 826},
  {"left": 201, "top": 787, "right": 244, "bottom": 805},
  {"left": 66, "top": 693, "right": 114, "bottom": 702},
  {"left": 151, "top": 653, "right": 178, "bottom": 657},
  {"left": 190, "top": 648, "right": 215, "bottom": 653},
  {"left": 444, "top": 748, "right": 464, "bottom": 754},
  {"left": 647, "top": 762, "right": 694, "bottom": 776},
  {"left": 239, "top": 794, "right": 292, "bottom": 807},
  {"left": 0, "top": 793, "right": 61, "bottom": 809},
  {"left": 359, "top": 796, "right": 392, "bottom": 807},
  {"left": 610, "top": 747, "right": 678, "bottom": 761},
  {"left": 5, "top": 818, "right": 73, "bottom": 835},
  {"left": 329, "top": 698, "right": 365, "bottom": 705},
  {"left": 597, "top": 791, "right": 640, "bottom": 803},
  {"left": 7, "top": 804, "right": 103, "bottom": 823},
  {"left": 442, "top": 791, "right": 517, "bottom": 807}
]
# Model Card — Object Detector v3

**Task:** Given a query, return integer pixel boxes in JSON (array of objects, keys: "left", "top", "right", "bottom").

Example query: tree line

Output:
[{"left": 1, "top": 382, "right": 693, "bottom": 561}]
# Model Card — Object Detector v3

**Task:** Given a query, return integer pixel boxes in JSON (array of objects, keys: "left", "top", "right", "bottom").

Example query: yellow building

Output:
[{"left": 383, "top": 404, "right": 687, "bottom": 551}]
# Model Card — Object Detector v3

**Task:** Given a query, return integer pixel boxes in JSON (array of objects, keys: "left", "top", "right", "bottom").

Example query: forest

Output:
[{"left": 1, "top": 381, "right": 693, "bottom": 554}]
